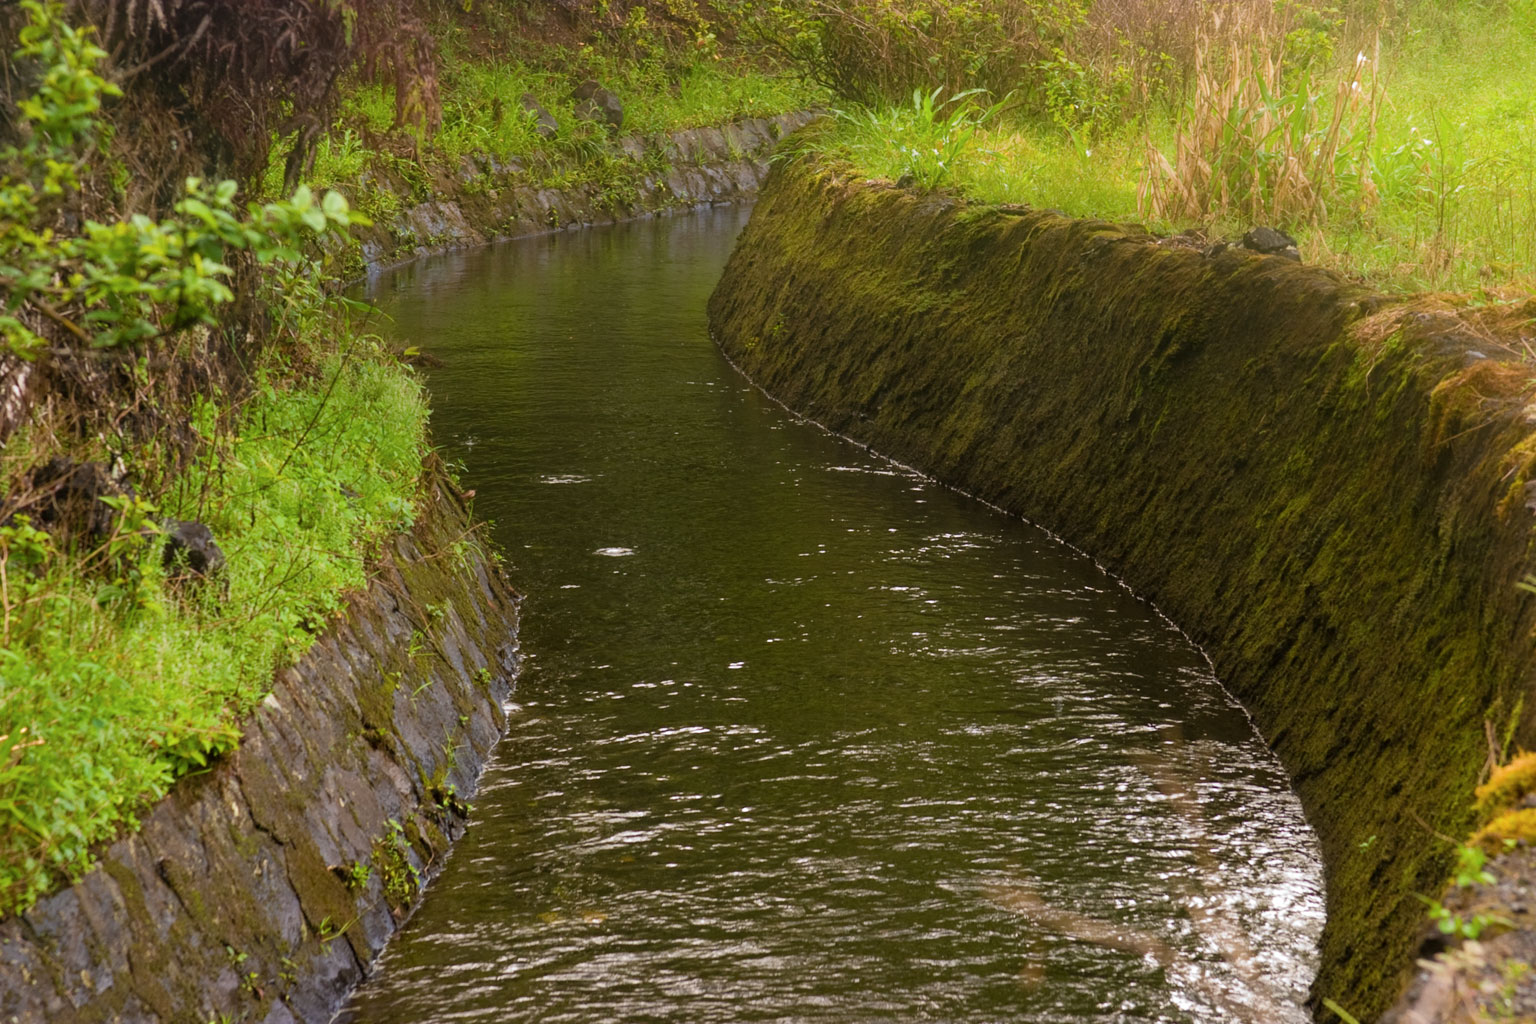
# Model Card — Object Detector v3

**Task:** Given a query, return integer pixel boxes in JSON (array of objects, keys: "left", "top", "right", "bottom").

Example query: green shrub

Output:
[{"left": 0, "top": 1, "right": 369, "bottom": 360}]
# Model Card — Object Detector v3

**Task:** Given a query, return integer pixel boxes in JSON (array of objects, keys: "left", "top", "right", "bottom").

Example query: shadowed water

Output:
[{"left": 336, "top": 207, "right": 1324, "bottom": 1024}]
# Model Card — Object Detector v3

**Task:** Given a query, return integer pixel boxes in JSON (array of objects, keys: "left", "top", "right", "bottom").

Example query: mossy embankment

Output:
[{"left": 707, "top": 158, "right": 1536, "bottom": 1019}]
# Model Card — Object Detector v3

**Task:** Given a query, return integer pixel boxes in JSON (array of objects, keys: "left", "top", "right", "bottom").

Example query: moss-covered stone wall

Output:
[
  {"left": 707, "top": 159, "right": 1536, "bottom": 1019},
  {"left": 0, "top": 469, "right": 520, "bottom": 1024},
  {"left": 357, "top": 111, "right": 818, "bottom": 274}
]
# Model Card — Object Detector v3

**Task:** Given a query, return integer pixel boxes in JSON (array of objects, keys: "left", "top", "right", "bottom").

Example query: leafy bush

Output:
[{"left": 1, "top": 1, "right": 368, "bottom": 361}]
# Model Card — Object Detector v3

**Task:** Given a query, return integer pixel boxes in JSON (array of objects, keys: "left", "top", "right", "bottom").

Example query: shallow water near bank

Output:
[{"left": 337, "top": 207, "right": 1324, "bottom": 1024}]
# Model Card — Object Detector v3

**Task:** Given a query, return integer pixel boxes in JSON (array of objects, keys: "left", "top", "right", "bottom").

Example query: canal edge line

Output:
[
  {"left": 0, "top": 466, "right": 521, "bottom": 1024},
  {"left": 707, "top": 155, "right": 1536, "bottom": 1022}
]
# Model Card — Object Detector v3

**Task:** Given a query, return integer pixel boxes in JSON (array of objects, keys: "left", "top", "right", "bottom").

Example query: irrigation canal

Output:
[{"left": 337, "top": 206, "right": 1324, "bottom": 1024}]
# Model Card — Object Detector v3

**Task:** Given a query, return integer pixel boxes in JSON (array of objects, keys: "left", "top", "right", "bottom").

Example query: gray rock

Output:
[
  {"left": 518, "top": 93, "right": 558, "bottom": 139},
  {"left": 161, "top": 517, "right": 226, "bottom": 580},
  {"left": 1241, "top": 225, "right": 1301, "bottom": 261},
  {"left": 618, "top": 135, "right": 647, "bottom": 162},
  {"left": 572, "top": 79, "right": 623, "bottom": 131}
]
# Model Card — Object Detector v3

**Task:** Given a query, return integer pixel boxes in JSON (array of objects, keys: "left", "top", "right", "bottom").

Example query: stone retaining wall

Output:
[{"left": 357, "top": 111, "right": 820, "bottom": 273}]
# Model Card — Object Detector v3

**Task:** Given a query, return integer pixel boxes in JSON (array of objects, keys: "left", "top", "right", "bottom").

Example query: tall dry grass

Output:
[
  {"left": 1139, "top": 8, "right": 1382, "bottom": 228},
  {"left": 744, "top": 0, "right": 1282, "bottom": 120}
]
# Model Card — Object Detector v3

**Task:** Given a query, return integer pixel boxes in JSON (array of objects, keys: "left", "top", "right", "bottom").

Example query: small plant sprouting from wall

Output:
[
  {"left": 1414, "top": 844, "right": 1510, "bottom": 942},
  {"left": 344, "top": 860, "right": 372, "bottom": 892},
  {"left": 373, "top": 818, "right": 422, "bottom": 913}
]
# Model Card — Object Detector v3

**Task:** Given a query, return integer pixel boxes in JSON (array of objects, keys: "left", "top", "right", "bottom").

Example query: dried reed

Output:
[{"left": 1139, "top": 7, "right": 1382, "bottom": 228}]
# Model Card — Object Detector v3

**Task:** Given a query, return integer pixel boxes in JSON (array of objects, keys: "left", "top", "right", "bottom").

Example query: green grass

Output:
[
  {"left": 813, "top": 3, "right": 1536, "bottom": 294},
  {"left": 0, "top": 340, "right": 428, "bottom": 915},
  {"left": 1312, "top": 3, "right": 1536, "bottom": 290},
  {"left": 616, "top": 59, "right": 822, "bottom": 134},
  {"left": 427, "top": 54, "right": 821, "bottom": 161},
  {"left": 815, "top": 97, "right": 1148, "bottom": 221}
]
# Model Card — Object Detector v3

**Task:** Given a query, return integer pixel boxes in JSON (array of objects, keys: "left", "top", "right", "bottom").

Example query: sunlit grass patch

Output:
[
  {"left": 953, "top": 124, "right": 1146, "bottom": 220},
  {"left": 817, "top": 103, "right": 1147, "bottom": 221},
  {"left": 620, "top": 60, "right": 824, "bottom": 134}
]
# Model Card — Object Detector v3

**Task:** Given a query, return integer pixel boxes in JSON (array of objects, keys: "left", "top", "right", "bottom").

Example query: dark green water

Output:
[{"left": 337, "top": 208, "right": 1324, "bottom": 1024}]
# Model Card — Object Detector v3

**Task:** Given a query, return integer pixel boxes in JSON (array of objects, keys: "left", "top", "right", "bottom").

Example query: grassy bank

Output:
[
  {"left": 805, "top": 2, "right": 1536, "bottom": 294},
  {"left": 0, "top": 343, "right": 427, "bottom": 914},
  {"left": 1, "top": 0, "right": 816, "bottom": 919},
  {"left": 0, "top": 2, "right": 433, "bottom": 915}
]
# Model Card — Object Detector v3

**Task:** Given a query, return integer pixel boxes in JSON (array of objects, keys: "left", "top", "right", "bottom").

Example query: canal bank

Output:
[
  {"left": 352, "top": 112, "right": 820, "bottom": 275},
  {"left": 706, "top": 157, "right": 1536, "bottom": 1020},
  {"left": 0, "top": 469, "right": 519, "bottom": 1024}
]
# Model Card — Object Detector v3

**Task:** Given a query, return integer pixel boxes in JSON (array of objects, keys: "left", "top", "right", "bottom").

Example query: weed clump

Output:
[{"left": 1139, "top": 8, "right": 1381, "bottom": 228}]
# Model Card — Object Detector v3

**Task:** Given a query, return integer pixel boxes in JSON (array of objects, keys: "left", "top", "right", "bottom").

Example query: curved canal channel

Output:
[{"left": 337, "top": 208, "right": 1325, "bottom": 1024}]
